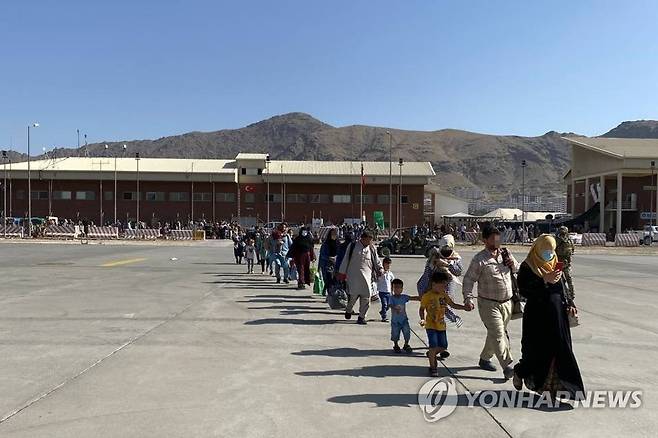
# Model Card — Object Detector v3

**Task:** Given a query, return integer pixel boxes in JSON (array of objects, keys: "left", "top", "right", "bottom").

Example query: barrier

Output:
[
  {"left": 615, "top": 233, "right": 640, "bottom": 247},
  {"left": 501, "top": 229, "right": 516, "bottom": 243},
  {"left": 170, "top": 229, "right": 194, "bottom": 240},
  {"left": 463, "top": 231, "right": 479, "bottom": 243},
  {"left": 87, "top": 226, "right": 119, "bottom": 239},
  {"left": 0, "top": 225, "right": 24, "bottom": 238},
  {"left": 43, "top": 225, "right": 78, "bottom": 239},
  {"left": 123, "top": 229, "right": 161, "bottom": 239},
  {"left": 581, "top": 233, "right": 607, "bottom": 246}
]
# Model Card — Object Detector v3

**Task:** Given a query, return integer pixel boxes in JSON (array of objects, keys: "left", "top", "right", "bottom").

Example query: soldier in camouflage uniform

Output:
[{"left": 555, "top": 226, "right": 575, "bottom": 300}]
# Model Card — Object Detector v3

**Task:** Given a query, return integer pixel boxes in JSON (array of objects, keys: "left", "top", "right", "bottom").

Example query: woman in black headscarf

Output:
[
  {"left": 513, "top": 234, "right": 584, "bottom": 400},
  {"left": 289, "top": 227, "right": 316, "bottom": 290}
]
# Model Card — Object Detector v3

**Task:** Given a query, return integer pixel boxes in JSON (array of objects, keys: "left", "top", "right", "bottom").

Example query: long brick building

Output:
[{"left": 2, "top": 153, "right": 435, "bottom": 226}]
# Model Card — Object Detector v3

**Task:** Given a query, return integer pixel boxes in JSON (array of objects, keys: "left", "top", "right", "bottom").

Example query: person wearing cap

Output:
[
  {"left": 555, "top": 226, "right": 575, "bottom": 300},
  {"left": 337, "top": 229, "right": 383, "bottom": 325}
]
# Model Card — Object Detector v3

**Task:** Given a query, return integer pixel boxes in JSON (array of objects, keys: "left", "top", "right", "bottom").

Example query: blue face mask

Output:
[{"left": 541, "top": 250, "right": 555, "bottom": 262}]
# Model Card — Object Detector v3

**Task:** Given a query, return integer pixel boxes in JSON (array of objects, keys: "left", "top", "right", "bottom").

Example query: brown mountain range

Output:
[{"left": 3, "top": 114, "right": 657, "bottom": 200}]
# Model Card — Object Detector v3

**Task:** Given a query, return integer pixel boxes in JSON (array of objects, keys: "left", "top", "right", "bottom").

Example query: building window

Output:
[
  {"left": 31, "top": 191, "right": 49, "bottom": 200},
  {"left": 170, "top": 192, "right": 189, "bottom": 202},
  {"left": 257, "top": 168, "right": 263, "bottom": 175},
  {"left": 241, "top": 168, "right": 259, "bottom": 176},
  {"left": 332, "top": 195, "right": 351, "bottom": 204},
  {"left": 216, "top": 192, "right": 236, "bottom": 203},
  {"left": 146, "top": 192, "right": 165, "bottom": 201},
  {"left": 355, "top": 194, "right": 374, "bottom": 204},
  {"left": 123, "top": 192, "right": 141, "bottom": 201},
  {"left": 54, "top": 191, "right": 72, "bottom": 200},
  {"left": 401, "top": 195, "right": 409, "bottom": 204},
  {"left": 76, "top": 191, "right": 95, "bottom": 201},
  {"left": 377, "top": 194, "right": 390, "bottom": 204},
  {"left": 193, "top": 192, "right": 212, "bottom": 202},
  {"left": 310, "top": 194, "right": 330, "bottom": 204},
  {"left": 287, "top": 194, "right": 307, "bottom": 203},
  {"left": 104, "top": 191, "right": 113, "bottom": 201},
  {"left": 268, "top": 193, "right": 282, "bottom": 203},
  {"left": 240, "top": 168, "right": 247, "bottom": 175}
]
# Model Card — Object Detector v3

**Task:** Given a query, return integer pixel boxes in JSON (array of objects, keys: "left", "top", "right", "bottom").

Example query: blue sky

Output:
[{"left": 2, "top": 0, "right": 658, "bottom": 153}]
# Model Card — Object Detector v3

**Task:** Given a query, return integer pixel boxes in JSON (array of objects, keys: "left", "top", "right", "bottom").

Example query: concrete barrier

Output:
[
  {"left": 87, "top": 226, "right": 119, "bottom": 239},
  {"left": 581, "top": 233, "right": 607, "bottom": 246},
  {"left": 615, "top": 233, "right": 640, "bottom": 247},
  {"left": 43, "top": 225, "right": 79, "bottom": 239},
  {"left": 170, "top": 229, "right": 194, "bottom": 240},
  {"left": 0, "top": 225, "right": 24, "bottom": 238},
  {"left": 463, "top": 231, "right": 479, "bottom": 243},
  {"left": 123, "top": 229, "right": 161, "bottom": 239}
]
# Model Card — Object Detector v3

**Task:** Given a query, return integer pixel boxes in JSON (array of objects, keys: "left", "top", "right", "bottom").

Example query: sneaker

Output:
[
  {"left": 283, "top": 279, "right": 290, "bottom": 284},
  {"left": 344, "top": 312, "right": 352, "bottom": 320},
  {"left": 478, "top": 359, "right": 497, "bottom": 372},
  {"left": 356, "top": 317, "right": 367, "bottom": 325},
  {"left": 503, "top": 365, "right": 515, "bottom": 380},
  {"left": 276, "top": 278, "right": 281, "bottom": 284},
  {"left": 439, "top": 351, "right": 450, "bottom": 360},
  {"left": 512, "top": 371, "right": 523, "bottom": 391},
  {"left": 403, "top": 344, "right": 412, "bottom": 354},
  {"left": 393, "top": 345, "right": 401, "bottom": 353}
]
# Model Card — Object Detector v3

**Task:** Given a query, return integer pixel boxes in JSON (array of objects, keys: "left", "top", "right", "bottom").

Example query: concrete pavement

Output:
[{"left": 0, "top": 241, "right": 656, "bottom": 437}]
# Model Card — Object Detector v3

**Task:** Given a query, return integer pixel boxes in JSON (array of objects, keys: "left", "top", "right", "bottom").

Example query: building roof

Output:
[
  {"left": 563, "top": 136, "right": 658, "bottom": 159},
  {"left": 264, "top": 160, "right": 435, "bottom": 177},
  {"left": 235, "top": 153, "right": 268, "bottom": 160},
  {"left": 9, "top": 157, "right": 236, "bottom": 173},
  {"left": 8, "top": 156, "right": 435, "bottom": 177}
]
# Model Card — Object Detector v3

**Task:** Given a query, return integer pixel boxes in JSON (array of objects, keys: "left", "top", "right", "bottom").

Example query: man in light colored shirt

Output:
[
  {"left": 462, "top": 225, "right": 519, "bottom": 380},
  {"left": 338, "top": 230, "right": 383, "bottom": 325}
]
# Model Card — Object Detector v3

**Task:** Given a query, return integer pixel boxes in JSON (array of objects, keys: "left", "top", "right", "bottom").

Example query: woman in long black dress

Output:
[{"left": 513, "top": 234, "right": 584, "bottom": 399}]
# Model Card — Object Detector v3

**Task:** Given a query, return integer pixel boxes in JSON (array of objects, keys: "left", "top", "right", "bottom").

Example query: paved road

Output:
[{"left": 0, "top": 241, "right": 656, "bottom": 437}]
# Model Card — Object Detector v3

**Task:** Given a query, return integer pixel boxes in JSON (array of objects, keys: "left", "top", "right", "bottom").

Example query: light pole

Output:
[
  {"left": 115, "top": 144, "right": 126, "bottom": 225},
  {"left": 27, "top": 122, "right": 39, "bottom": 237},
  {"left": 521, "top": 159, "right": 527, "bottom": 242},
  {"left": 100, "top": 144, "right": 108, "bottom": 225},
  {"left": 398, "top": 158, "right": 404, "bottom": 229},
  {"left": 649, "top": 161, "right": 658, "bottom": 229},
  {"left": 2, "top": 150, "right": 6, "bottom": 237},
  {"left": 135, "top": 152, "right": 140, "bottom": 229},
  {"left": 387, "top": 131, "right": 393, "bottom": 234},
  {"left": 266, "top": 155, "right": 271, "bottom": 226}
]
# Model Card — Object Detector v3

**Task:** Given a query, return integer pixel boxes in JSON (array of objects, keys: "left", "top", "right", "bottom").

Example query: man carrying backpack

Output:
[{"left": 337, "top": 230, "right": 383, "bottom": 325}]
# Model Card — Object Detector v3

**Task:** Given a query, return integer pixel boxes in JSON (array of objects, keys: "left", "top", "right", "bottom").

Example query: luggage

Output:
[{"left": 327, "top": 282, "right": 348, "bottom": 309}]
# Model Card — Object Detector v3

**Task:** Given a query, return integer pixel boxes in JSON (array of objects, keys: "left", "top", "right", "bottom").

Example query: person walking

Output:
[
  {"left": 289, "top": 227, "right": 316, "bottom": 290},
  {"left": 555, "top": 226, "right": 576, "bottom": 300},
  {"left": 338, "top": 230, "right": 383, "bottom": 325},
  {"left": 512, "top": 234, "right": 584, "bottom": 399},
  {"left": 462, "top": 225, "right": 519, "bottom": 380},
  {"left": 318, "top": 228, "right": 339, "bottom": 293}
]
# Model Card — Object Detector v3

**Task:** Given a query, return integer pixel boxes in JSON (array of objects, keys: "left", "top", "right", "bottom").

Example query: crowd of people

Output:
[{"left": 231, "top": 221, "right": 584, "bottom": 400}]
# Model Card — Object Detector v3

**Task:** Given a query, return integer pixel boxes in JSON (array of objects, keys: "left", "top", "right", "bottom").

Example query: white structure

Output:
[{"left": 425, "top": 186, "right": 469, "bottom": 224}]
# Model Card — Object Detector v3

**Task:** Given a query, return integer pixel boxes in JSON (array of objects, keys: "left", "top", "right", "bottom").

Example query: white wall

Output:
[{"left": 434, "top": 193, "right": 469, "bottom": 223}]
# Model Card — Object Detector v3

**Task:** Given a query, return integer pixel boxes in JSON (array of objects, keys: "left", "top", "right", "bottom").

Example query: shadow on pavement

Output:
[
  {"left": 296, "top": 364, "right": 458, "bottom": 378},
  {"left": 244, "top": 317, "right": 343, "bottom": 326},
  {"left": 327, "top": 391, "right": 575, "bottom": 411}
]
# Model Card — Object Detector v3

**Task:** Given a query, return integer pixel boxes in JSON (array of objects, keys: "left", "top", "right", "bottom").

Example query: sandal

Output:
[
  {"left": 393, "top": 345, "right": 402, "bottom": 353},
  {"left": 439, "top": 351, "right": 450, "bottom": 360}
]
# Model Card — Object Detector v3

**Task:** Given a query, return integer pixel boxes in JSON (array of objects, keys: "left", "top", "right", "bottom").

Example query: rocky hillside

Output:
[
  {"left": 2, "top": 112, "right": 573, "bottom": 200},
  {"left": 601, "top": 120, "right": 658, "bottom": 138}
]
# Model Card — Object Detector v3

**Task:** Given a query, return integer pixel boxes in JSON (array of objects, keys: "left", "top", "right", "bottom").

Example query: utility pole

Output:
[
  {"left": 387, "top": 131, "right": 393, "bottom": 234},
  {"left": 521, "top": 160, "right": 527, "bottom": 243}
]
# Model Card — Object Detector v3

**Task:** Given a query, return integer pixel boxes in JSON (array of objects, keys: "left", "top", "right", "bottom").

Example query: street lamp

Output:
[
  {"left": 135, "top": 152, "right": 140, "bottom": 229},
  {"left": 114, "top": 144, "right": 126, "bottom": 225},
  {"left": 100, "top": 144, "right": 108, "bottom": 225},
  {"left": 386, "top": 131, "right": 393, "bottom": 234},
  {"left": 266, "top": 154, "right": 271, "bottom": 226},
  {"left": 398, "top": 158, "right": 404, "bottom": 229},
  {"left": 521, "top": 159, "right": 527, "bottom": 242},
  {"left": 27, "top": 122, "right": 39, "bottom": 237},
  {"left": 649, "top": 161, "right": 658, "bottom": 229},
  {"left": 2, "top": 150, "right": 6, "bottom": 237}
]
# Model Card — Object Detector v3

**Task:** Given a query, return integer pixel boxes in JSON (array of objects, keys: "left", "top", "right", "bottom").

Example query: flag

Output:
[{"left": 360, "top": 163, "right": 366, "bottom": 186}]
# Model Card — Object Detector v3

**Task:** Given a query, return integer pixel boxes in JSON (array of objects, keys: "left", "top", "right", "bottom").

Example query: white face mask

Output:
[{"left": 301, "top": 231, "right": 308, "bottom": 237}]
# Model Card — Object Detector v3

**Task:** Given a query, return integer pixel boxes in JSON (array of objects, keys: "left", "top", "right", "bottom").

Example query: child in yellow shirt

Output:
[{"left": 420, "top": 271, "right": 469, "bottom": 377}]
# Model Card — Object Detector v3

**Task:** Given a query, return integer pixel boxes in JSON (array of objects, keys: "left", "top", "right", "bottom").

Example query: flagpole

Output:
[{"left": 360, "top": 162, "right": 364, "bottom": 225}]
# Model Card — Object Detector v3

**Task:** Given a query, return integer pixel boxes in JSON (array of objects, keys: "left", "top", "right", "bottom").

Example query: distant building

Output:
[
  {"left": 2, "top": 153, "right": 435, "bottom": 226},
  {"left": 563, "top": 137, "right": 658, "bottom": 233}
]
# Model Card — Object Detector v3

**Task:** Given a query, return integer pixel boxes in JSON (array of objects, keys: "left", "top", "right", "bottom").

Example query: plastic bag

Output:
[{"left": 313, "top": 270, "right": 324, "bottom": 295}]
